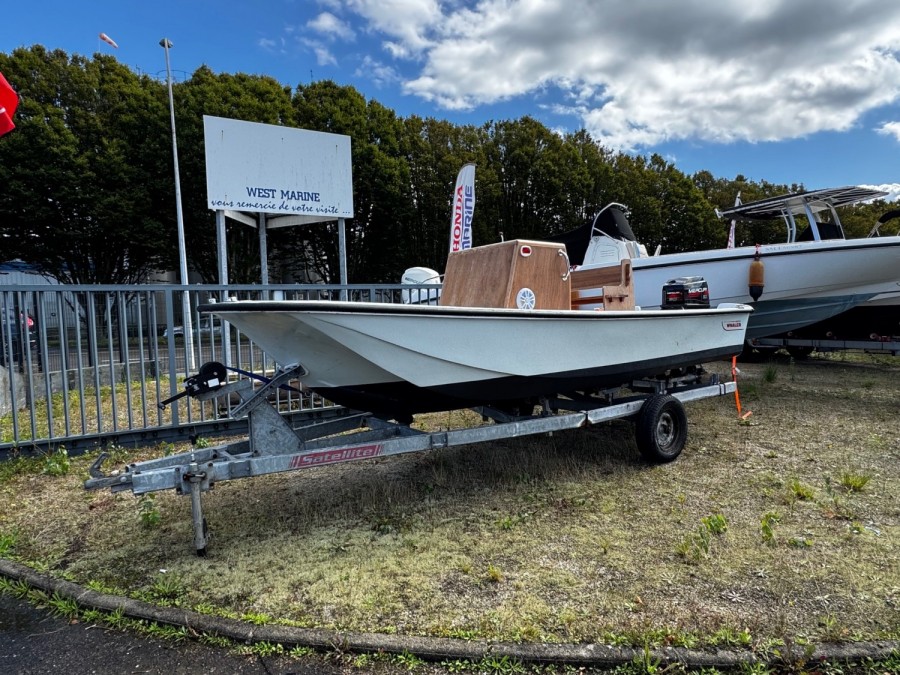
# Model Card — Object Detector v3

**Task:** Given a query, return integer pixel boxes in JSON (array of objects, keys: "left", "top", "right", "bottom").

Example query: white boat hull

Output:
[
  {"left": 207, "top": 300, "right": 752, "bottom": 418},
  {"left": 602, "top": 238, "right": 900, "bottom": 339},
  {"left": 770, "top": 283, "right": 900, "bottom": 341}
]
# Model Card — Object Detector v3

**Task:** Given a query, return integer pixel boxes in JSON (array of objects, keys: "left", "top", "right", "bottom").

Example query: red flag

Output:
[
  {"left": 0, "top": 72, "right": 18, "bottom": 137},
  {"left": 99, "top": 32, "right": 119, "bottom": 49}
]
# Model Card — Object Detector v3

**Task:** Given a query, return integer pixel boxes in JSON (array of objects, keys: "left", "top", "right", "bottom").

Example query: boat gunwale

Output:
[{"left": 199, "top": 300, "right": 753, "bottom": 320}]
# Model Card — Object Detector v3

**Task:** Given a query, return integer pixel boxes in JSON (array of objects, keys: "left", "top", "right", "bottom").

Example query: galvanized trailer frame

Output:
[
  {"left": 750, "top": 336, "right": 900, "bottom": 356},
  {"left": 85, "top": 363, "right": 738, "bottom": 555}
]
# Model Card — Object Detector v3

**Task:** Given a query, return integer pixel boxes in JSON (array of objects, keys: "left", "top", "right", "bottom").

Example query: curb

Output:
[{"left": 1, "top": 558, "right": 897, "bottom": 670}]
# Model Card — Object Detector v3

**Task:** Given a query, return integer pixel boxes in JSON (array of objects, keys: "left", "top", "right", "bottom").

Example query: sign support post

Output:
[
  {"left": 258, "top": 212, "right": 269, "bottom": 294},
  {"left": 338, "top": 218, "right": 347, "bottom": 300}
]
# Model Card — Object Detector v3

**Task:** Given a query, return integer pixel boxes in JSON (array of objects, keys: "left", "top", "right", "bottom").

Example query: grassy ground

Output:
[{"left": 0, "top": 353, "right": 898, "bottom": 655}]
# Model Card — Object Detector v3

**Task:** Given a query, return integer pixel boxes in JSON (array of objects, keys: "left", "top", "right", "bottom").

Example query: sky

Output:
[{"left": 3, "top": 0, "right": 900, "bottom": 202}]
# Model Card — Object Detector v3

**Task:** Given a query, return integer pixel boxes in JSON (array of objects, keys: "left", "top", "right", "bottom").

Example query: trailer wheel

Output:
[{"left": 635, "top": 394, "right": 687, "bottom": 463}]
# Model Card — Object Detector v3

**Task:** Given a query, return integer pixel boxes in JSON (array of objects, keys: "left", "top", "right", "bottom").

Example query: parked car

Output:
[
  {"left": 0, "top": 307, "right": 37, "bottom": 367},
  {"left": 163, "top": 318, "right": 222, "bottom": 339}
]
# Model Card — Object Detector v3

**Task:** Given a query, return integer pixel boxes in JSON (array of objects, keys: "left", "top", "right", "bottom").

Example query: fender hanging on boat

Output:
[{"left": 748, "top": 244, "right": 765, "bottom": 301}]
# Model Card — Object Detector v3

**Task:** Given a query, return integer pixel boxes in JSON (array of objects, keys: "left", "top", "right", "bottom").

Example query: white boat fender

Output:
[{"left": 748, "top": 245, "right": 765, "bottom": 301}]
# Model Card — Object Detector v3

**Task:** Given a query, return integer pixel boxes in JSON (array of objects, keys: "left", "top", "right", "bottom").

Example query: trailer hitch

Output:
[{"left": 84, "top": 452, "right": 134, "bottom": 491}]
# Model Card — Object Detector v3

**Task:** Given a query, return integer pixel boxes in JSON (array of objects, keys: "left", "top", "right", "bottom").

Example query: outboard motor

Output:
[
  {"left": 662, "top": 277, "right": 710, "bottom": 310},
  {"left": 401, "top": 267, "right": 442, "bottom": 305}
]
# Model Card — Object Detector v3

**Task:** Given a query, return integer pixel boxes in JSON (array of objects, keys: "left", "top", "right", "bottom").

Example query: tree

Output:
[
  {"left": 2, "top": 45, "right": 840, "bottom": 289},
  {"left": 475, "top": 124, "right": 619, "bottom": 243},
  {"left": 400, "top": 116, "right": 487, "bottom": 271},
  {"left": 0, "top": 46, "right": 171, "bottom": 284},
  {"left": 288, "top": 81, "right": 414, "bottom": 283},
  {"left": 561, "top": 129, "right": 617, "bottom": 225}
]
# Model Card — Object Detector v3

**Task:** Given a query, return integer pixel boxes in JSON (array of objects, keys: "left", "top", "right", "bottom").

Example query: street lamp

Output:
[{"left": 159, "top": 37, "right": 195, "bottom": 371}]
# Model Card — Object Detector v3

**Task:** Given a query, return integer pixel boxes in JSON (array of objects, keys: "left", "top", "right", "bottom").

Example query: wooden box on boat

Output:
[
  {"left": 440, "top": 239, "right": 635, "bottom": 311},
  {"left": 440, "top": 239, "right": 572, "bottom": 309}
]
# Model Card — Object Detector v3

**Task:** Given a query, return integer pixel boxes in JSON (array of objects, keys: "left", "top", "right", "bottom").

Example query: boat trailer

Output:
[
  {"left": 749, "top": 336, "right": 900, "bottom": 357},
  {"left": 85, "top": 362, "right": 739, "bottom": 555}
]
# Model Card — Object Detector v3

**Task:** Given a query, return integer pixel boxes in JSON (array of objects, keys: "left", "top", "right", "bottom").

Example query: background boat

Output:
[{"left": 567, "top": 188, "right": 900, "bottom": 340}]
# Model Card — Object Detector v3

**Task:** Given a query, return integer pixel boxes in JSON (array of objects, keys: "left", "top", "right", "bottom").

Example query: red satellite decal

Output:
[{"left": 290, "top": 443, "right": 383, "bottom": 469}]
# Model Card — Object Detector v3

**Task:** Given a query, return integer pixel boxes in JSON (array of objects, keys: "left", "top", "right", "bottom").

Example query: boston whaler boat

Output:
[
  {"left": 558, "top": 187, "right": 900, "bottom": 340},
  {"left": 202, "top": 240, "right": 752, "bottom": 421}
]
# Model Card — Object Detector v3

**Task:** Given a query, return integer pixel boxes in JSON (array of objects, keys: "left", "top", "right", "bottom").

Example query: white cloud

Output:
[
  {"left": 258, "top": 37, "right": 278, "bottom": 51},
  {"left": 877, "top": 121, "right": 900, "bottom": 142},
  {"left": 301, "top": 38, "right": 338, "bottom": 66},
  {"left": 340, "top": 0, "right": 900, "bottom": 151},
  {"left": 307, "top": 12, "right": 356, "bottom": 41},
  {"left": 354, "top": 56, "right": 401, "bottom": 88},
  {"left": 862, "top": 183, "right": 900, "bottom": 202},
  {"left": 345, "top": 0, "right": 442, "bottom": 54},
  {"left": 315, "top": 47, "right": 337, "bottom": 66}
]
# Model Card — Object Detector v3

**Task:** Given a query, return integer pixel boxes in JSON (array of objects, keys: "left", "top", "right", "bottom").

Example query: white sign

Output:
[{"left": 203, "top": 115, "right": 353, "bottom": 221}]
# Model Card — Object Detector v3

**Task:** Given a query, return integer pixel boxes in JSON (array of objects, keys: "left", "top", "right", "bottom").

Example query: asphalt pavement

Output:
[{"left": 0, "top": 593, "right": 337, "bottom": 675}]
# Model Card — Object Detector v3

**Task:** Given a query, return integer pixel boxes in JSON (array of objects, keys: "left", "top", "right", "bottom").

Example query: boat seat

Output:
[{"left": 569, "top": 259, "right": 635, "bottom": 310}]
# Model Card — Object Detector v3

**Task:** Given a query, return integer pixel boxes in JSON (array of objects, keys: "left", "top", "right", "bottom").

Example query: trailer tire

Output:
[{"left": 635, "top": 394, "right": 687, "bottom": 463}]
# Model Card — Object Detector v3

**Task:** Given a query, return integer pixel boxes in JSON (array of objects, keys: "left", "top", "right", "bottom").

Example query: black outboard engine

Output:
[{"left": 662, "top": 277, "right": 710, "bottom": 310}]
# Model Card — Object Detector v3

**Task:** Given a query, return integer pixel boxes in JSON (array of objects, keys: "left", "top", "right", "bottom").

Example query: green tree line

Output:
[{"left": 0, "top": 45, "right": 890, "bottom": 285}]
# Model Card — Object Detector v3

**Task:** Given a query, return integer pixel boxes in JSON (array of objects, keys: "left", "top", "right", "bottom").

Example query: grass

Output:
[
  {"left": 0, "top": 354, "right": 898, "bottom": 663},
  {"left": 0, "top": 376, "right": 183, "bottom": 444}
]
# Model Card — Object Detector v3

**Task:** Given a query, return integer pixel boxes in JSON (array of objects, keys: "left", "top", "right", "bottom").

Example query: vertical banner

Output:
[
  {"left": 0, "top": 72, "right": 19, "bottom": 138},
  {"left": 726, "top": 192, "right": 741, "bottom": 249},
  {"left": 449, "top": 163, "right": 476, "bottom": 253}
]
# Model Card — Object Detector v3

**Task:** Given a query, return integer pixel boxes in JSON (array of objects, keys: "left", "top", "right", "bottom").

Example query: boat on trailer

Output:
[
  {"left": 85, "top": 238, "right": 752, "bottom": 555},
  {"left": 199, "top": 240, "right": 751, "bottom": 422},
  {"left": 746, "top": 204, "right": 900, "bottom": 355},
  {"left": 559, "top": 187, "right": 900, "bottom": 341}
]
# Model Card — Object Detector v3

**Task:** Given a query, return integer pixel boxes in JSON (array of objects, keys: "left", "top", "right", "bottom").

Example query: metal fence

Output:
[{"left": 0, "top": 283, "right": 423, "bottom": 456}]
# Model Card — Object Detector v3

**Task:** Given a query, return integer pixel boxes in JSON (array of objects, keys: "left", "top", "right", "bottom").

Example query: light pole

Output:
[{"left": 159, "top": 37, "right": 195, "bottom": 371}]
